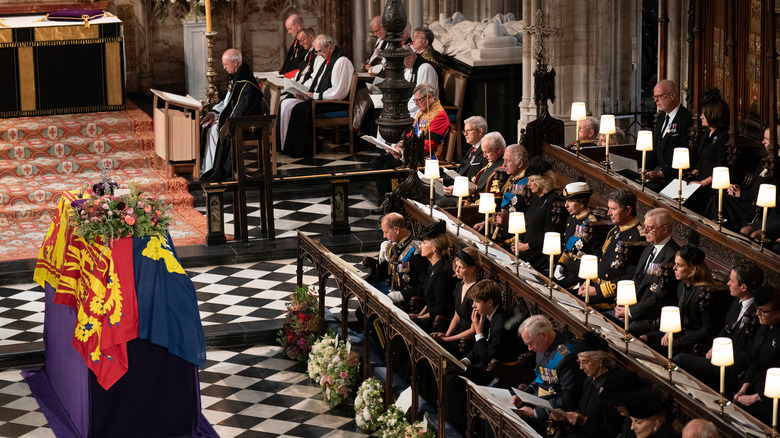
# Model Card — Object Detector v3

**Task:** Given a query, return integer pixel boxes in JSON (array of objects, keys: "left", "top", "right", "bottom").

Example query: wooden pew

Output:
[
  {"left": 401, "top": 199, "right": 769, "bottom": 438},
  {"left": 542, "top": 143, "right": 780, "bottom": 285},
  {"left": 296, "top": 233, "right": 467, "bottom": 438}
]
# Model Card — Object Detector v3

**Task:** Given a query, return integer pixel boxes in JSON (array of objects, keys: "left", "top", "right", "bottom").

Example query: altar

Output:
[
  {"left": 25, "top": 191, "right": 217, "bottom": 438},
  {"left": 0, "top": 13, "right": 125, "bottom": 117}
]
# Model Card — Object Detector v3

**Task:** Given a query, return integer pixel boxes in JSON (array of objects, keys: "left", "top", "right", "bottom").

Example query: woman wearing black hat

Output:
[
  {"left": 550, "top": 333, "right": 623, "bottom": 438},
  {"left": 411, "top": 220, "right": 458, "bottom": 333},
  {"left": 512, "top": 158, "right": 563, "bottom": 272},
  {"left": 431, "top": 247, "right": 480, "bottom": 353},
  {"left": 640, "top": 245, "right": 717, "bottom": 356},
  {"left": 626, "top": 389, "right": 679, "bottom": 437}
]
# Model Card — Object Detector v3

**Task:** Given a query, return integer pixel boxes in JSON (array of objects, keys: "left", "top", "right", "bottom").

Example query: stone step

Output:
[
  {"left": 0, "top": 131, "right": 153, "bottom": 160},
  {"left": 0, "top": 151, "right": 152, "bottom": 178}
]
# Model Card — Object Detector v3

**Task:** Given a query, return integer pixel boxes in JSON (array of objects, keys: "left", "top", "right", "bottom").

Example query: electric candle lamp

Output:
[
  {"left": 424, "top": 159, "right": 439, "bottom": 216},
  {"left": 671, "top": 148, "right": 690, "bottom": 210},
  {"left": 578, "top": 255, "right": 598, "bottom": 324},
  {"left": 542, "top": 232, "right": 561, "bottom": 297},
  {"left": 616, "top": 280, "right": 637, "bottom": 352},
  {"left": 599, "top": 115, "right": 616, "bottom": 170},
  {"left": 453, "top": 177, "right": 469, "bottom": 236},
  {"left": 711, "top": 167, "right": 730, "bottom": 231},
  {"left": 508, "top": 212, "right": 526, "bottom": 275},
  {"left": 764, "top": 368, "right": 780, "bottom": 436},
  {"left": 659, "top": 306, "right": 682, "bottom": 381},
  {"left": 757, "top": 184, "right": 777, "bottom": 253},
  {"left": 478, "top": 193, "right": 495, "bottom": 255},
  {"left": 571, "top": 102, "right": 587, "bottom": 157},
  {"left": 635, "top": 130, "right": 653, "bottom": 191},
  {"left": 710, "top": 337, "right": 734, "bottom": 415}
]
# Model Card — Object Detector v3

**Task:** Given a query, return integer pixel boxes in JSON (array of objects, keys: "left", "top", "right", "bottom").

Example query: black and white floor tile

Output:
[
  {"left": 0, "top": 253, "right": 371, "bottom": 347},
  {"left": 0, "top": 345, "right": 374, "bottom": 438}
]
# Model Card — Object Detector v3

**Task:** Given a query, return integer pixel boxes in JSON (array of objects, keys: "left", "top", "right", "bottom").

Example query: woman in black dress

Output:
[
  {"left": 512, "top": 161, "right": 563, "bottom": 272},
  {"left": 640, "top": 245, "right": 717, "bottom": 356},
  {"left": 431, "top": 246, "right": 480, "bottom": 353},
  {"left": 411, "top": 220, "right": 457, "bottom": 333},
  {"left": 690, "top": 89, "right": 729, "bottom": 215}
]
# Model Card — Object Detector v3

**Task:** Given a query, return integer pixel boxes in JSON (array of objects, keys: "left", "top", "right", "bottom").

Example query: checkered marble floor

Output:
[
  {"left": 0, "top": 344, "right": 374, "bottom": 437},
  {"left": 198, "top": 196, "right": 381, "bottom": 239},
  {"left": 0, "top": 254, "right": 371, "bottom": 347}
]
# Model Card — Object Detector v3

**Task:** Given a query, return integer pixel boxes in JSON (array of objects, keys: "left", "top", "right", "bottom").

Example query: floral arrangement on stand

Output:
[
  {"left": 354, "top": 377, "right": 385, "bottom": 431},
  {"left": 70, "top": 181, "right": 172, "bottom": 244},
  {"left": 276, "top": 285, "right": 320, "bottom": 362},
  {"left": 308, "top": 332, "right": 337, "bottom": 383},
  {"left": 405, "top": 413, "right": 435, "bottom": 438},
  {"left": 319, "top": 339, "right": 360, "bottom": 407},
  {"left": 377, "top": 405, "right": 410, "bottom": 438}
]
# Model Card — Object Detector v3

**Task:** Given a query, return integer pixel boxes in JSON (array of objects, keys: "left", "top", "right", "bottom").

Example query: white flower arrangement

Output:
[
  {"left": 354, "top": 377, "right": 385, "bottom": 431},
  {"left": 377, "top": 405, "right": 410, "bottom": 438},
  {"left": 307, "top": 332, "right": 336, "bottom": 382}
]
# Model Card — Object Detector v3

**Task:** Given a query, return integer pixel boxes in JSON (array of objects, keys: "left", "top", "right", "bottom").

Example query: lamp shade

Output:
[
  {"left": 659, "top": 306, "right": 682, "bottom": 333},
  {"left": 711, "top": 167, "right": 730, "bottom": 190},
  {"left": 757, "top": 184, "right": 777, "bottom": 208},
  {"left": 710, "top": 337, "right": 734, "bottom": 367},
  {"left": 424, "top": 159, "right": 439, "bottom": 179},
  {"left": 542, "top": 232, "right": 561, "bottom": 255},
  {"left": 635, "top": 130, "right": 653, "bottom": 151},
  {"left": 452, "top": 176, "right": 470, "bottom": 197},
  {"left": 616, "top": 280, "right": 637, "bottom": 306},
  {"left": 508, "top": 212, "right": 526, "bottom": 234},
  {"left": 599, "top": 115, "right": 616, "bottom": 134},
  {"left": 672, "top": 148, "right": 690, "bottom": 169},
  {"left": 478, "top": 193, "right": 495, "bottom": 214},
  {"left": 571, "top": 102, "right": 587, "bottom": 121},
  {"left": 765, "top": 368, "right": 780, "bottom": 399},
  {"left": 578, "top": 254, "right": 598, "bottom": 279}
]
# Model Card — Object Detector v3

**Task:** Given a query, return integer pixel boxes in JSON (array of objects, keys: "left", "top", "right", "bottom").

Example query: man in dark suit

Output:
[
  {"left": 436, "top": 116, "right": 490, "bottom": 208},
  {"left": 734, "top": 285, "right": 780, "bottom": 425},
  {"left": 461, "top": 279, "right": 525, "bottom": 381},
  {"left": 292, "top": 28, "right": 316, "bottom": 83},
  {"left": 675, "top": 262, "right": 762, "bottom": 394},
  {"left": 610, "top": 208, "right": 680, "bottom": 334},
  {"left": 645, "top": 79, "right": 694, "bottom": 191},
  {"left": 280, "top": 14, "right": 307, "bottom": 74}
]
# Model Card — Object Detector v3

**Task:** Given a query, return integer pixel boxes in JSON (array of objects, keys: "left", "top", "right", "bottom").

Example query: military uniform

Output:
[
  {"left": 555, "top": 208, "right": 598, "bottom": 289},
  {"left": 524, "top": 331, "right": 584, "bottom": 420},
  {"left": 378, "top": 233, "right": 426, "bottom": 294},
  {"left": 592, "top": 218, "right": 643, "bottom": 310}
]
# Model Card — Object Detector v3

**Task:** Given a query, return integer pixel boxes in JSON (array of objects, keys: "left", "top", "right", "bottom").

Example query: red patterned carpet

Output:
[{"left": 0, "top": 106, "right": 206, "bottom": 262}]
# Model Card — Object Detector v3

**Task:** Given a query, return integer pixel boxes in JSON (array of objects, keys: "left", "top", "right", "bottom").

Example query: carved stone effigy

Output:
[{"left": 428, "top": 12, "right": 523, "bottom": 66}]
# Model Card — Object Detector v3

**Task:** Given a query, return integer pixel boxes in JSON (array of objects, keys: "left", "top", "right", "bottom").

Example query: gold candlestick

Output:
[{"left": 204, "top": 31, "right": 220, "bottom": 108}]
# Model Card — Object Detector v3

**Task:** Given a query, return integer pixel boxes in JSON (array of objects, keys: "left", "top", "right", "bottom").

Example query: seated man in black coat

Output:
[
  {"left": 201, "top": 49, "right": 269, "bottom": 182},
  {"left": 734, "top": 285, "right": 780, "bottom": 425},
  {"left": 460, "top": 279, "right": 525, "bottom": 382},
  {"left": 675, "top": 262, "right": 762, "bottom": 394},
  {"left": 609, "top": 208, "right": 679, "bottom": 335}
]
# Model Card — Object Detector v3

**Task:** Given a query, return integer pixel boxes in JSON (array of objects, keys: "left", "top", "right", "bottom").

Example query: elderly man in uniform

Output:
[
  {"left": 513, "top": 315, "right": 584, "bottom": 433},
  {"left": 201, "top": 49, "right": 268, "bottom": 182},
  {"left": 553, "top": 182, "right": 598, "bottom": 289},
  {"left": 577, "top": 189, "right": 642, "bottom": 311},
  {"left": 473, "top": 132, "right": 506, "bottom": 193},
  {"left": 566, "top": 116, "right": 599, "bottom": 150},
  {"left": 292, "top": 28, "right": 316, "bottom": 83},
  {"left": 364, "top": 16, "right": 387, "bottom": 76},
  {"left": 280, "top": 14, "right": 306, "bottom": 74}
]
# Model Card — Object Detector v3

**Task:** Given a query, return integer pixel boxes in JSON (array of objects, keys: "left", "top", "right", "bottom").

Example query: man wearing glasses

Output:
[
  {"left": 292, "top": 28, "right": 316, "bottom": 83},
  {"left": 610, "top": 208, "right": 680, "bottom": 334},
  {"left": 645, "top": 79, "right": 693, "bottom": 191},
  {"left": 733, "top": 285, "right": 780, "bottom": 425},
  {"left": 364, "top": 16, "right": 387, "bottom": 76}
]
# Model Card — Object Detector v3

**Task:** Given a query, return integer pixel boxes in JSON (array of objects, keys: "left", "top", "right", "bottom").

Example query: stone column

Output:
[
  {"left": 517, "top": 0, "right": 538, "bottom": 137},
  {"left": 353, "top": 0, "right": 367, "bottom": 68},
  {"left": 408, "top": 0, "right": 424, "bottom": 28},
  {"left": 667, "top": 0, "right": 683, "bottom": 95}
]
